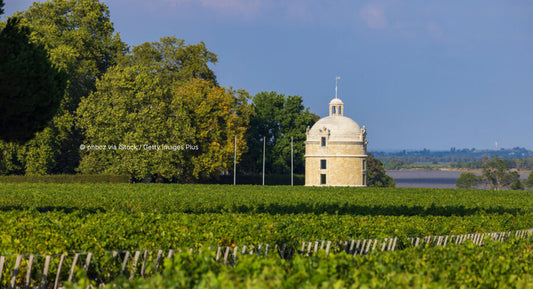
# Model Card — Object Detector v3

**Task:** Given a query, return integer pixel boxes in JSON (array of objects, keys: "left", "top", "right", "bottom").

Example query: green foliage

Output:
[
  {"left": 526, "top": 171, "right": 533, "bottom": 189},
  {"left": 482, "top": 156, "right": 520, "bottom": 190},
  {"left": 510, "top": 180, "right": 524, "bottom": 190},
  {"left": 17, "top": 0, "right": 127, "bottom": 110},
  {"left": 2, "top": 184, "right": 533, "bottom": 255},
  {"left": 240, "top": 91, "right": 318, "bottom": 175},
  {"left": 0, "top": 142, "right": 24, "bottom": 175},
  {"left": 0, "top": 0, "right": 4, "bottom": 16},
  {"left": 366, "top": 153, "right": 395, "bottom": 187},
  {"left": 64, "top": 240, "right": 533, "bottom": 289},
  {"left": 0, "top": 174, "right": 129, "bottom": 183},
  {"left": 453, "top": 157, "right": 533, "bottom": 170},
  {"left": 511, "top": 158, "right": 533, "bottom": 170},
  {"left": 382, "top": 154, "right": 533, "bottom": 171},
  {"left": 77, "top": 40, "right": 252, "bottom": 181},
  {"left": 382, "top": 158, "right": 412, "bottom": 170},
  {"left": 214, "top": 174, "right": 305, "bottom": 185},
  {"left": 0, "top": 0, "right": 126, "bottom": 175},
  {"left": 121, "top": 36, "right": 217, "bottom": 85},
  {"left": 450, "top": 159, "right": 485, "bottom": 169},
  {"left": 2, "top": 184, "right": 533, "bottom": 287},
  {"left": 456, "top": 172, "right": 482, "bottom": 189},
  {"left": 0, "top": 17, "right": 67, "bottom": 143}
]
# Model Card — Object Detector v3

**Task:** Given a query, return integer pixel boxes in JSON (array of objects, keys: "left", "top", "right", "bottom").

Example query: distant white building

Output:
[{"left": 305, "top": 97, "right": 368, "bottom": 186}]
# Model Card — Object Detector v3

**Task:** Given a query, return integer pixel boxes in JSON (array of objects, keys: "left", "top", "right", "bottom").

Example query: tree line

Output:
[
  {"left": 456, "top": 156, "right": 533, "bottom": 190},
  {"left": 0, "top": 0, "right": 393, "bottom": 186},
  {"left": 381, "top": 156, "right": 533, "bottom": 171},
  {"left": 451, "top": 157, "right": 533, "bottom": 171}
]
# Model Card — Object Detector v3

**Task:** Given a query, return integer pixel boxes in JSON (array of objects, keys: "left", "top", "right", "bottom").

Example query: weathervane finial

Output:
[{"left": 335, "top": 76, "right": 341, "bottom": 99}]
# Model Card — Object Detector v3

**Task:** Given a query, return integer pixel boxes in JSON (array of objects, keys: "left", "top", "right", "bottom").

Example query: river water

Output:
[{"left": 386, "top": 171, "right": 529, "bottom": 189}]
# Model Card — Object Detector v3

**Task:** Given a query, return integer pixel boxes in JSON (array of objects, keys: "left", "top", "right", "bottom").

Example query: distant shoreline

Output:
[
  {"left": 387, "top": 168, "right": 531, "bottom": 174},
  {"left": 385, "top": 169, "right": 530, "bottom": 188}
]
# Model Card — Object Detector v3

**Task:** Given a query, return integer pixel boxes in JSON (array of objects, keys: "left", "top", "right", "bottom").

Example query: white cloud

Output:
[{"left": 360, "top": 3, "right": 388, "bottom": 30}]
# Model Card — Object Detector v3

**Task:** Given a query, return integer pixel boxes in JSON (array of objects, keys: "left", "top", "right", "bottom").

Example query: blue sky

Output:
[{"left": 4, "top": 0, "right": 533, "bottom": 151}]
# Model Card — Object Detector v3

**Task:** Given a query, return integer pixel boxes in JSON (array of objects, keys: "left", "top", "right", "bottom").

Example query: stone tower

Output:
[{"left": 305, "top": 98, "right": 368, "bottom": 186}]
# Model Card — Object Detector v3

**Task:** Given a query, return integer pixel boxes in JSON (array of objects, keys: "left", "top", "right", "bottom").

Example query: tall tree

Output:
[
  {"left": 77, "top": 37, "right": 251, "bottom": 182},
  {"left": 0, "top": 0, "right": 4, "bottom": 16},
  {"left": 17, "top": 0, "right": 126, "bottom": 110},
  {"left": 0, "top": 17, "right": 67, "bottom": 143},
  {"left": 482, "top": 156, "right": 520, "bottom": 190},
  {"left": 366, "top": 153, "right": 395, "bottom": 187},
  {"left": 240, "top": 92, "right": 318, "bottom": 175},
  {"left": 0, "top": 0, "right": 126, "bottom": 175},
  {"left": 525, "top": 171, "right": 533, "bottom": 190}
]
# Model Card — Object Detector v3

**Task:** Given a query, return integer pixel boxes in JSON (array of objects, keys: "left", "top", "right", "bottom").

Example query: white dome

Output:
[
  {"left": 329, "top": 98, "right": 344, "bottom": 106},
  {"left": 307, "top": 115, "right": 362, "bottom": 142}
]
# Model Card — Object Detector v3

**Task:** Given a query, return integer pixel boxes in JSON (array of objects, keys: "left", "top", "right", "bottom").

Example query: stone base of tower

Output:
[{"left": 305, "top": 155, "right": 367, "bottom": 187}]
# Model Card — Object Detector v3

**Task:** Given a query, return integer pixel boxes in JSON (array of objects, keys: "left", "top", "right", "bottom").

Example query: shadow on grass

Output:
[
  {"left": 0, "top": 205, "right": 106, "bottom": 214},
  {"left": 182, "top": 203, "right": 523, "bottom": 217},
  {"left": 0, "top": 203, "right": 524, "bottom": 216}
]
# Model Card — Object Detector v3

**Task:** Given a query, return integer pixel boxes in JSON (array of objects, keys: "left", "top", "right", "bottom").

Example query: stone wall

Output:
[{"left": 305, "top": 140, "right": 367, "bottom": 186}]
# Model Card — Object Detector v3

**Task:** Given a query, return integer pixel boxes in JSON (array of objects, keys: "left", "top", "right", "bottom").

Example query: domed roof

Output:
[
  {"left": 307, "top": 97, "right": 363, "bottom": 142},
  {"left": 307, "top": 116, "right": 362, "bottom": 142},
  {"left": 307, "top": 98, "right": 364, "bottom": 141},
  {"left": 329, "top": 98, "right": 344, "bottom": 106}
]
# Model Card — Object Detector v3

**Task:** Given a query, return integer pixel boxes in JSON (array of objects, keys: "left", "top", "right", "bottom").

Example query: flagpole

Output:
[{"left": 335, "top": 76, "right": 340, "bottom": 99}]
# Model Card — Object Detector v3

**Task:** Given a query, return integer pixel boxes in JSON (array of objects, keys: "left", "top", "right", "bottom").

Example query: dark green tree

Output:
[
  {"left": 0, "top": 0, "right": 4, "bottom": 16},
  {"left": 0, "top": 142, "right": 24, "bottom": 175},
  {"left": 525, "top": 171, "right": 533, "bottom": 190},
  {"left": 0, "top": 17, "right": 67, "bottom": 143},
  {"left": 456, "top": 172, "right": 482, "bottom": 189},
  {"left": 482, "top": 156, "right": 520, "bottom": 190},
  {"left": 366, "top": 153, "right": 395, "bottom": 187},
  {"left": 510, "top": 179, "right": 524, "bottom": 190},
  {"left": 240, "top": 91, "right": 318, "bottom": 175},
  {"left": 0, "top": 0, "right": 126, "bottom": 175}
]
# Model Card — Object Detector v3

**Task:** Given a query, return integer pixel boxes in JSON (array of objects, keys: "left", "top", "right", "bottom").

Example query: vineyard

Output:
[{"left": 1, "top": 184, "right": 533, "bottom": 288}]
